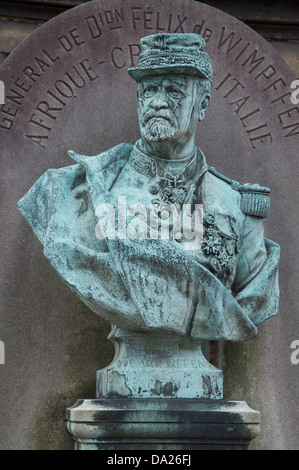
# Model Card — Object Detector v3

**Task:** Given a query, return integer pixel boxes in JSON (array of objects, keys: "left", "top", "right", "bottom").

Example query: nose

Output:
[{"left": 150, "top": 90, "right": 169, "bottom": 110}]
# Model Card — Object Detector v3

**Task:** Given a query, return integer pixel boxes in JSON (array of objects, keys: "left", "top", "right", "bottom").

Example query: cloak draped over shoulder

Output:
[{"left": 18, "top": 143, "right": 280, "bottom": 341}]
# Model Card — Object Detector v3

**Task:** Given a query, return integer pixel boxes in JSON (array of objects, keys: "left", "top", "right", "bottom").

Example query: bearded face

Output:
[{"left": 140, "top": 108, "right": 179, "bottom": 142}]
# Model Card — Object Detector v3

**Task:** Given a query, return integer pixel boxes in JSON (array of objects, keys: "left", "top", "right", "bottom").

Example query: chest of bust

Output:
[{"left": 110, "top": 163, "right": 244, "bottom": 288}]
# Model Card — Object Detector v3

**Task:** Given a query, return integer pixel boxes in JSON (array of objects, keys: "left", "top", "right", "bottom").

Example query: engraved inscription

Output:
[
  {"left": 0, "top": 48, "right": 61, "bottom": 131},
  {"left": 131, "top": 8, "right": 187, "bottom": 33},
  {"left": 116, "top": 358, "right": 207, "bottom": 369},
  {"left": 111, "top": 44, "right": 141, "bottom": 69},
  {"left": 26, "top": 59, "right": 99, "bottom": 148},
  {"left": 85, "top": 8, "right": 125, "bottom": 38},
  {"left": 1, "top": 6, "right": 298, "bottom": 143},
  {"left": 58, "top": 28, "right": 85, "bottom": 52},
  {"left": 216, "top": 26, "right": 299, "bottom": 138},
  {"left": 215, "top": 72, "right": 273, "bottom": 148}
]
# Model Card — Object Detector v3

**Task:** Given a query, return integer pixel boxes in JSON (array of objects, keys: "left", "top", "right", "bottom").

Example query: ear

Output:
[{"left": 198, "top": 92, "right": 211, "bottom": 121}]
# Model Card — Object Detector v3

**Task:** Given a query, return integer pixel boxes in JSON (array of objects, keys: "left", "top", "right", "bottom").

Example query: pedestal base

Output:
[
  {"left": 97, "top": 328, "right": 223, "bottom": 400},
  {"left": 66, "top": 399, "right": 260, "bottom": 450}
]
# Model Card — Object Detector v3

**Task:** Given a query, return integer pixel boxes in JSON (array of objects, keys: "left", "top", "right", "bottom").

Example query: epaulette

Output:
[{"left": 208, "top": 166, "right": 271, "bottom": 218}]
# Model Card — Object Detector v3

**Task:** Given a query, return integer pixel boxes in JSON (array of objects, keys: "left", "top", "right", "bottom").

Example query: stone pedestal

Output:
[
  {"left": 66, "top": 330, "right": 259, "bottom": 450},
  {"left": 66, "top": 399, "right": 260, "bottom": 450},
  {"left": 96, "top": 327, "right": 223, "bottom": 400}
]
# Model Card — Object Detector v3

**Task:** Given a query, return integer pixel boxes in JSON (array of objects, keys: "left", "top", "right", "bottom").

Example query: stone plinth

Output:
[
  {"left": 66, "top": 399, "right": 260, "bottom": 450},
  {"left": 97, "top": 328, "right": 223, "bottom": 400}
]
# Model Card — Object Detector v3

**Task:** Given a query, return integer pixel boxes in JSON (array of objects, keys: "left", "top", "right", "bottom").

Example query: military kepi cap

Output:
[{"left": 128, "top": 33, "right": 213, "bottom": 83}]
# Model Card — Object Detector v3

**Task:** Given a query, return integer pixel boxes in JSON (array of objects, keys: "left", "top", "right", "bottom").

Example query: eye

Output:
[
  {"left": 143, "top": 86, "right": 157, "bottom": 98},
  {"left": 166, "top": 87, "right": 184, "bottom": 99}
]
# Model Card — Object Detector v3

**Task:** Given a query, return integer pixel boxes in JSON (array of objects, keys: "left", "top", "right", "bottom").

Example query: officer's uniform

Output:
[{"left": 18, "top": 142, "right": 280, "bottom": 341}]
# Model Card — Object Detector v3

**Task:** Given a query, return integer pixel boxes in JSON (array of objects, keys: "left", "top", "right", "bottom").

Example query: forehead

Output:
[{"left": 139, "top": 75, "right": 192, "bottom": 88}]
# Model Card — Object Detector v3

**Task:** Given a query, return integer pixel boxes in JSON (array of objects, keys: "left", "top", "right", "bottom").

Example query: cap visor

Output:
[{"left": 128, "top": 65, "right": 209, "bottom": 82}]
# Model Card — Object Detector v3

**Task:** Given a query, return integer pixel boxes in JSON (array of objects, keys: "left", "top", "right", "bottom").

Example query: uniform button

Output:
[
  {"left": 149, "top": 184, "right": 159, "bottom": 195},
  {"left": 159, "top": 209, "right": 169, "bottom": 220}
]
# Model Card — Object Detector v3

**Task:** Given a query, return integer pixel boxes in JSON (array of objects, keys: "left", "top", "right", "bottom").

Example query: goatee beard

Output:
[{"left": 140, "top": 111, "right": 179, "bottom": 142}]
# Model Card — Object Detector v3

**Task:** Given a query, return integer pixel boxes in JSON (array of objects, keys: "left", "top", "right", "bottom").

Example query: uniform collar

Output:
[{"left": 129, "top": 139, "right": 208, "bottom": 183}]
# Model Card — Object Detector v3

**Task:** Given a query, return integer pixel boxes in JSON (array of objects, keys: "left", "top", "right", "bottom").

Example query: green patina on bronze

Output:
[{"left": 18, "top": 33, "right": 280, "bottom": 400}]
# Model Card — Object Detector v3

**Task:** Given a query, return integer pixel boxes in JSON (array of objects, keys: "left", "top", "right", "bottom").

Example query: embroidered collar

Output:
[
  {"left": 129, "top": 140, "right": 207, "bottom": 183},
  {"left": 128, "top": 141, "right": 208, "bottom": 206}
]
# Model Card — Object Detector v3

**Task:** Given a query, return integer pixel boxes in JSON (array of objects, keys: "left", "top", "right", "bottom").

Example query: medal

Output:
[{"left": 152, "top": 180, "right": 188, "bottom": 205}]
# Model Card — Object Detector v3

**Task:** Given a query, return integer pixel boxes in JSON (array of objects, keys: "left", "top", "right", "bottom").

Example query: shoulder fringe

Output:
[{"left": 239, "top": 183, "right": 271, "bottom": 218}]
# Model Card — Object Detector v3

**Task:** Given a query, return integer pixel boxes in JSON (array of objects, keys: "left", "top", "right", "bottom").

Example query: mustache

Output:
[{"left": 141, "top": 110, "right": 177, "bottom": 126}]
